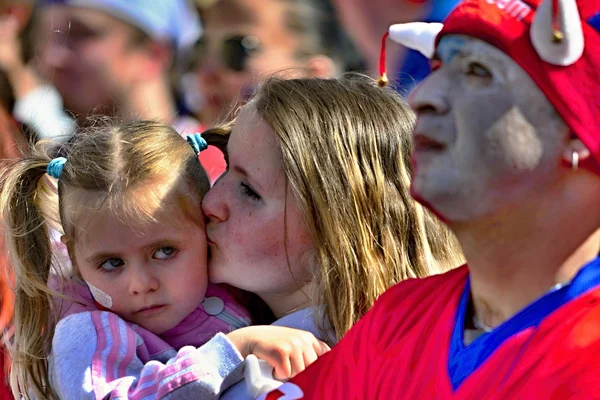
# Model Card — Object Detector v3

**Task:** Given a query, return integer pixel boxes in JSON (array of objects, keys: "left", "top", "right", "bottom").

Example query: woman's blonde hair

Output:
[
  {"left": 0, "top": 120, "right": 210, "bottom": 399},
  {"left": 251, "top": 74, "right": 463, "bottom": 340}
]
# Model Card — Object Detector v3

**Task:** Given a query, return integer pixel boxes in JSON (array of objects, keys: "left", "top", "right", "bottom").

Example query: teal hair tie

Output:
[
  {"left": 186, "top": 133, "right": 208, "bottom": 155},
  {"left": 47, "top": 157, "right": 67, "bottom": 179}
]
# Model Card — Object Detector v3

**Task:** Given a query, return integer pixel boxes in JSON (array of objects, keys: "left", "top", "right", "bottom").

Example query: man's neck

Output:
[{"left": 451, "top": 186, "right": 600, "bottom": 329}]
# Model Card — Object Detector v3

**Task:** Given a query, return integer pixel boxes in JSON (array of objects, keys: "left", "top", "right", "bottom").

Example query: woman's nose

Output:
[
  {"left": 202, "top": 176, "right": 230, "bottom": 223},
  {"left": 196, "top": 55, "right": 222, "bottom": 85}
]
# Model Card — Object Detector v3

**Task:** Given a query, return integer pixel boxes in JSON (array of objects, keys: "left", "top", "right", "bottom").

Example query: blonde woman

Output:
[{"left": 201, "top": 74, "right": 463, "bottom": 398}]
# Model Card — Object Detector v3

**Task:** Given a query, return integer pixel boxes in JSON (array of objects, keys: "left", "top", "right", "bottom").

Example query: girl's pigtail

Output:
[{"left": 0, "top": 146, "right": 60, "bottom": 400}]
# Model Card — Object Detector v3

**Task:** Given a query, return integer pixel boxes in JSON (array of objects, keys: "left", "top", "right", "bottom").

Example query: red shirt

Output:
[{"left": 264, "top": 260, "right": 600, "bottom": 399}]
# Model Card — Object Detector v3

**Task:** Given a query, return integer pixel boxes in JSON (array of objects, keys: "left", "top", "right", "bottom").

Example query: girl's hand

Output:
[{"left": 227, "top": 326, "right": 331, "bottom": 380}]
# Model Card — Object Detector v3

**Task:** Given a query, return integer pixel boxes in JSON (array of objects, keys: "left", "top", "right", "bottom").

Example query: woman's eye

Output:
[
  {"left": 100, "top": 258, "right": 124, "bottom": 272},
  {"left": 154, "top": 247, "right": 176, "bottom": 260},
  {"left": 241, "top": 182, "right": 261, "bottom": 201},
  {"left": 466, "top": 62, "right": 492, "bottom": 79}
]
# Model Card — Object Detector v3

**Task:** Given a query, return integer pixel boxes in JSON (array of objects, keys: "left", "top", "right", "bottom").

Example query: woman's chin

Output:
[{"left": 207, "top": 266, "right": 225, "bottom": 284}]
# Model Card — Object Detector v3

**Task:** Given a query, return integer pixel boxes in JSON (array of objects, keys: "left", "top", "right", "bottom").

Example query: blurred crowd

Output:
[{"left": 0, "top": 0, "right": 461, "bottom": 140}]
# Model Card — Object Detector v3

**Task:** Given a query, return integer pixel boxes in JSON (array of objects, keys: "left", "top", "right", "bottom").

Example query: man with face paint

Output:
[{"left": 261, "top": 0, "right": 600, "bottom": 398}]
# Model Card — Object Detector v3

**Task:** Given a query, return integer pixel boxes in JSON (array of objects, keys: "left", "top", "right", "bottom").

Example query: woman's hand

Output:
[{"left": 227, "top": 326, "right": 331, "bottom": 380}]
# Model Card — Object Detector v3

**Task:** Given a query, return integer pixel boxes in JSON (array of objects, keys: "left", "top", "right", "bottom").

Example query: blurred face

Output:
[
  {"left": 196, "top": 0, "right": 301, "bottom": 124},
  {"left": 409, "top": 35, "right": 568, "bottom": 222},
  {"left": 202, "top": 107, "right": 313, "bottom": 300},
  {"left": 331, "top": 0, "right": 426, "bottom": 63},
  {"left": 35, "top": 6, "right": 149, "bottom": 117},
  {"left": 73, "top": 204, "right": 208, "bottom": 334}
]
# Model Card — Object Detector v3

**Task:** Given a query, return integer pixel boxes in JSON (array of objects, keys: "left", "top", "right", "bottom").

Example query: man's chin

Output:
[{"left": 410, "top": 183, "right": 450, "bottom": 224}]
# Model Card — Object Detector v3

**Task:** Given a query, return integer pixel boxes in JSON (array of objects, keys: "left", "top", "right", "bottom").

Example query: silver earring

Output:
[{"left": 572, "top": 151, "right": 579, "bottom": 171}]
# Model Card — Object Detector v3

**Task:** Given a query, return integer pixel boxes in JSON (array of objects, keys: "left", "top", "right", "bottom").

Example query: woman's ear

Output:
[
  {"left": 562, "top": 137, "right": 591, "bottom": 169},
  {"left": 304, "top": 55, "right": 336, "bottom": 78}
]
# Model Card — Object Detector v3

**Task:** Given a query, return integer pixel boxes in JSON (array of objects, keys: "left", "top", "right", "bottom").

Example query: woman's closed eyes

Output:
[{"left": 241, "top": 182, "right": 261, "bottom": 201}]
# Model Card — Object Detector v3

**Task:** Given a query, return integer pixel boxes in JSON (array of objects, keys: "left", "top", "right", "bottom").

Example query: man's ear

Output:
[
  {"left": 304, "top": 55, "right": 336, "bottom": 78},
  {"left": 562, "top": 137, "right": 591, "bottom": 169}
]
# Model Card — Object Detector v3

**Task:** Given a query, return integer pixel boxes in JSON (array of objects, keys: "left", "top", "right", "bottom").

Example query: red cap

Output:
[{"left": 437, "top": 0, "right": 600, "bottom": 170}]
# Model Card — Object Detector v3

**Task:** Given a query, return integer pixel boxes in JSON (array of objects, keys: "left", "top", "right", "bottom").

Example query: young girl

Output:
[{"left": 0, "top": 120, "right": 329, "bottom": 399}]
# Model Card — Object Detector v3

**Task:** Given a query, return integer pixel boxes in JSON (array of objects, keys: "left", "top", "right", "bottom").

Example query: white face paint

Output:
[
  {"left": 87, "top": 281, "right": 113, "bottom": 309},
  {"left": 408, "top": 35, "right": 569, "bottom": 222}
]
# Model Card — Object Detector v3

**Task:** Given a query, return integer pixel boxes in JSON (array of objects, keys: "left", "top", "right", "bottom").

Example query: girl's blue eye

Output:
[
  {"left": 154, "top": 247, "right": 176, "bottom": 260},
  {"left": 241, "top": 182, "right": 261, "bottom": 201},
  {"left": 100, "top": 258, "right": 124, "bottom": 271}
]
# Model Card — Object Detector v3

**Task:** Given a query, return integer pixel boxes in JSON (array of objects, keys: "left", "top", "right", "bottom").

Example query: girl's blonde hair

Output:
[
  {"left": 0, "top": 106, "right": 26, "bottom": 393},
  {"left": 0, "top": 120, "right": 210, "bottom": 399},
  {"left": 252, "top": 75, "right": 463, "bottom": 340}
]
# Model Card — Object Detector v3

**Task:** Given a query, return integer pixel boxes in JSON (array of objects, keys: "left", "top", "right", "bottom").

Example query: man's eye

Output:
[{"left": 466, "top": 62, "right": 492, "bottom": 78}]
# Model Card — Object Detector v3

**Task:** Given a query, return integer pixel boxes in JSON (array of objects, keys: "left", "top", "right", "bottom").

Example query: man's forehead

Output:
[{"left": 436, "top": 35, "right": 514, "bottom": 65}]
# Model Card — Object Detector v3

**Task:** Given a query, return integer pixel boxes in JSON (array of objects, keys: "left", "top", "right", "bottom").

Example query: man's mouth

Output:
[{"left": 413, "top": 133, "right": 447, "bottom": 152}]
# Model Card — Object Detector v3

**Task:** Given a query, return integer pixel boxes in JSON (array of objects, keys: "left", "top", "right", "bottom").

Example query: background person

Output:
[{"left": 193, "top": 0, "right": 361, "bottom": 126}]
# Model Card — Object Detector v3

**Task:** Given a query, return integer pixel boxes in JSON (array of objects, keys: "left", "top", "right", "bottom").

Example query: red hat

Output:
[{"left": 387, "top": 0, "right": 600, "bottom": 171}]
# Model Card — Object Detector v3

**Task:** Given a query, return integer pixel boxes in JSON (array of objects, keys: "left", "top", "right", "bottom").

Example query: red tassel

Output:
[{"left": 378, "top": 31, "right": 389, "bottom": 87}]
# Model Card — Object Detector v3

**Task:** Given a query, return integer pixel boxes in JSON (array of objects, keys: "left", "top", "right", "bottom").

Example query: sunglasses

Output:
[{"left": 198, "top": 34, "right": 261, "bottom": 72}]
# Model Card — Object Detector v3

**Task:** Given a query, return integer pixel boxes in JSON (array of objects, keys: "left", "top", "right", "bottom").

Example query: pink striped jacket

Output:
[{"left": 48, "top": 277, "right": 251, "bottom": 399}]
